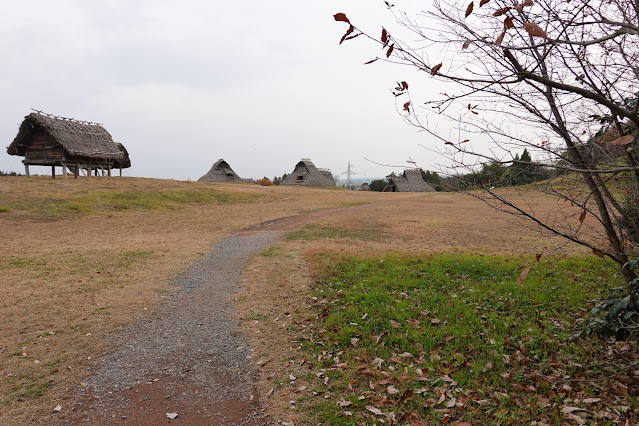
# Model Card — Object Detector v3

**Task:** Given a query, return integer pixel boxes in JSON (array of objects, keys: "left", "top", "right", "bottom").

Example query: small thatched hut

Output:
[
  {"left": 383, "top": 169, "right": 435, "bottom": 192},
  {"left": 279, "top": 159, "right": 335, "bottom": 186},
  {"left": 198, "top": 159, "right": 243, "bottom": 182},
  {"left": 6, "top": 111, "right": 130, "bottom": 178}
]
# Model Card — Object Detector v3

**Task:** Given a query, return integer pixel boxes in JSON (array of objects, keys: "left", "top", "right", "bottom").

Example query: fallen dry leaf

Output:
[
  {"left": 366, "top": 405, "right": 384, "bottom": 416},
  {"left": 561, "top": 406, "right": 585, "bottom": 414},
  {"left": 337, "top": 398, "right": 352, "bottom": 407}
]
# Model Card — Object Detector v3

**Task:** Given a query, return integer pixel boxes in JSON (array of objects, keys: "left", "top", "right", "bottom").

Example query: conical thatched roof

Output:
[
  {"left": 279, "top": 159, "right": 335, "bottom": 186},
  {"left": 383, "top": 169, "right": 435, "bottom": 192},
  {"left": 7, "top": 112, "right": 125, "bottom": 161},
  {"left": 198, "top": 159, "right": 243, "bottom": 182}
]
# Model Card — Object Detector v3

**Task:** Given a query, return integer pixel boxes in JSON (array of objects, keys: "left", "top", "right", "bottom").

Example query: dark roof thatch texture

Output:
[
  {"left": 7, "top": 112, "right": 125, "bottom": 162},
  {"left": 383, "top": 169, "right": 435, "bottom": 192},
  {"left": 198, "top": 159, "right": 243, "bottom": 182},
  {"left": 112, "top": 143, "right": 131, "bottom": 169},
  {"left": 280, "top": 159, "right": 335, "bottom": 186}
]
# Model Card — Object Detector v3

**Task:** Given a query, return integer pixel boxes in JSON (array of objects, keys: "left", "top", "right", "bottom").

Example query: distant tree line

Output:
[
  {"left": 463, "top": 149, "right": 553, "bottom": 188},
  {"left": 0, "top": 170, "right": 23, "bottom": 176},
  {"left": 272, "top": 173, "right": 288, "bottom": 185},
  {"left": 365, "top": 151, "right": 552, "bottom": 192}
]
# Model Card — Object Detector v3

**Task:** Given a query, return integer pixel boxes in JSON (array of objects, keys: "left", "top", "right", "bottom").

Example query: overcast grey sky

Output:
[{"left": 0, "top": 0, "right": 446, "bottom": 181}]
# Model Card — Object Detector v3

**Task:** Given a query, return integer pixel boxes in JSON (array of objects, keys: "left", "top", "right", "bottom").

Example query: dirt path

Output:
[
  {"left": 65, "top": 197, "right": 425, "bottom": 425},
  {"left": 67, "top": 233, "right": 281, "bottom": 425}
]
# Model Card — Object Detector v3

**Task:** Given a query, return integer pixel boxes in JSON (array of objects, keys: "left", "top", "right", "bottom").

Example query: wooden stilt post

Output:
[
  {"left": 87, "top": 163, "right": 91, "bottom": 179},
  {"left": 52, "top": 165, "right": 55, "bottom": 179},
  {"left": 74, "top": 165, "right": 79, "bottom": 179},
  {"left": 25, "top": 164, "right": 30, "bottom": 178},
  {"left": 62, "top": 162, "right": 67, "bottom": 179},
  {"left": 107, "top": 165, "right": 111, "bottom": 178},
  {"left": 119, "top": 168, "right": 122, "bottom": 177}
]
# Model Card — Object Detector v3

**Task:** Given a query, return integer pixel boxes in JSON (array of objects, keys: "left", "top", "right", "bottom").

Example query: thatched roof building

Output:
[
  {"left": 279, "top": 159, "right": 335, "bottom": 186},
  {"left": 198, "top": 159, "right": 243, "bottom": 182},
  {"left": 112, "top": 143, "right": 131, "bottom": 170},
  {"left": 383, "top": 169, "right": 435, "bottom": 192},
  {"left": 6, "top": 112, "right": 130, "bottom": 178}
]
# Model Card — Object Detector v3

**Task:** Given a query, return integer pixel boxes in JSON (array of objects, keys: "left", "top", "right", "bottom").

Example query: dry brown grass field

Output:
[{"left": 0, "top": 176, "right": 593, "bottom": 424}]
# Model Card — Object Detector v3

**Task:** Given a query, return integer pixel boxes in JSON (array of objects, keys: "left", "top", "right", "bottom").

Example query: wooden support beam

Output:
[
  {"left": 25, "top": 164, "right": 30, "bottom": 178},
  {"left": 62, "top": 162, "right": 67, "bottom": 179},
  {"left": 107, "top": 165, "right": 111, "bottom": 178},
  {"left": 52, "top": 165, "right": 55, "bottom": 179},
  {"left": 74, "top": 165, "right": 79, "bottom": 179},
  {"left": 119, "top": 168, "right": 122, "bottom": 177}
]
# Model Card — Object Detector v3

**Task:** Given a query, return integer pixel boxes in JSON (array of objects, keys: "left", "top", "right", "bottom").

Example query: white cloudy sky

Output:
[{"left": 0, "top": 0, "right": 449, "bottom": 181}]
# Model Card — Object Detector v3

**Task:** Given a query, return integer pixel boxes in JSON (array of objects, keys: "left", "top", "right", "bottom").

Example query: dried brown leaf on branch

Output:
[
  {"left": 382, "top": 28, "right": 389, "bottom": 47},
  {"left": 462, "top": 39, "right": 471, "bottom": 49},
  {"left": 364, "top": 58, "right": 378, "bottom": 65},
  {"left": 524, "top": 22, "right": 548, "bottom": 38},
  {"left": 579, "top": 210, "right": 586, "bottom": 223},
  {"left": 504, "top": 17, "right": 514, "bottom": 29},
  {"left": 403, "top": 101, "right": 411, "bottom": 112},
  {"left": 386, "top": 44, "right": 394, "bottom": 57},
  {"left": 431, "top": 63, "right": 443, "bottom": 75},
  {"left": 494, "top": 7, "right": 512, "bottom": 16},
  {"left": 479, "top": 0, "right": 490, "bottom": 6},
  {"left": 340, "top": 25, "right": 355, "bottom": 45},
  {"left": 334, "top": 13, "right": 350, "bottom": 24},
  {"left": 465, "top": 2, "right": 474, "bottom": 17}
]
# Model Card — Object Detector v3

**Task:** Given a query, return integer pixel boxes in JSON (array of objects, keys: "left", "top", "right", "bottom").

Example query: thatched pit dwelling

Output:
[
  {"left": 383, "top": 169, "right": 435, "bottom": 192},
  {"left": 6, "top": 112, "right": 130, "bottom": 178},
  {"left": 198, "top": 159, "right": 243, "bottom": 182},
  {"left": 279, "top": 159, "right": 335, "bottom": 186}
]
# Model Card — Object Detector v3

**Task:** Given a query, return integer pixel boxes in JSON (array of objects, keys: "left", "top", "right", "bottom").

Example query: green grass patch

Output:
[
  {"left": 286, "top": 224, "right": 386, "bottom": 242},
  {"left": 118, "top": 250, "right": 155, "bottom": 267},
  {"left": 298, "top": 253, "right": 634, "bottom": 424}
]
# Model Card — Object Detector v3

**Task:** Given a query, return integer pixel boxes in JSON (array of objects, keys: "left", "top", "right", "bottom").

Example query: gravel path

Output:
[
  {"left": 65, "top": 198, "right": 422, "bottom": 425},
  {"left": 67, "top": 232, "right": 282, "bottom": 425}
]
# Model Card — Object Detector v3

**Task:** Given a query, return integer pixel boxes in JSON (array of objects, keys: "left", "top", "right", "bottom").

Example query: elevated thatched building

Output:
[
  {"left": 6, "top": 111, "right": 130, "bottom": 178},
  {"left": 198, "top": 159, "right": 243, "bottom": 182},
  {"left": 280, "top": 159, "right": 335, "bottom": 186},
  {"left": 383, "top": 169, "right": 435, "bottom": 192}
]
